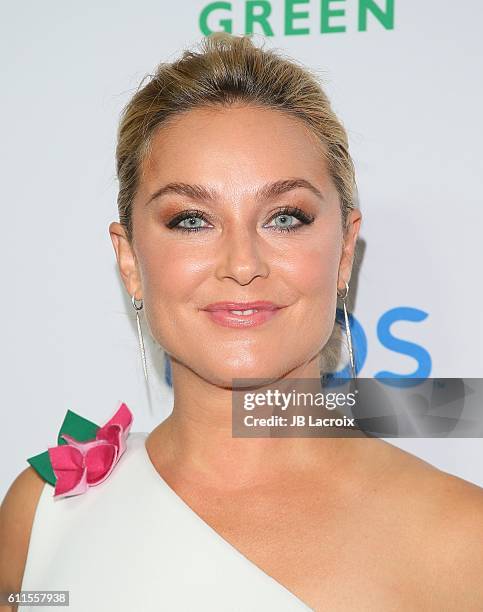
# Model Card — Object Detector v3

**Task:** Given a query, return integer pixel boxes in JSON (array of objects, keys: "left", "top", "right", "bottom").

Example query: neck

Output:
[{"left": 148, "top": 356, "right": 358, "bottom": 490}]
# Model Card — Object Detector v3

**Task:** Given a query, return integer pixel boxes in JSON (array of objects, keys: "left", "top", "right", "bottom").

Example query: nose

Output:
[{"left": 214, "top": 225, "right": 270, "bottom": 285}]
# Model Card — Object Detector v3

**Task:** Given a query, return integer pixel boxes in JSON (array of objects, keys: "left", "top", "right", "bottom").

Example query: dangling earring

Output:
[
  {"left": 131, "top": 294, "right": 148, "bottom": 382},
  {"left": 337, "top": 281, "right": 357, "bottom": 379}
]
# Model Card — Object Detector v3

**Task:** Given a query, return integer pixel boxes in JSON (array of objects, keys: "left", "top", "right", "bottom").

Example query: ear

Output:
[
  {"left": 108, "top": 222, "right": 142, "bottom": 299},
  {"left": 337, "top": 208, "right": 362, "bottom": 292}
]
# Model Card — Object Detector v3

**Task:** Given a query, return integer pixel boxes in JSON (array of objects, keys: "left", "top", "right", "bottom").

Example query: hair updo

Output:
[{"left": 115, "top": 32, "right": 357, "bottom": 246}]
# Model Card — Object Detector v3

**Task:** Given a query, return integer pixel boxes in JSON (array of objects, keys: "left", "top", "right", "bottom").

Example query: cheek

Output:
[
  {"left": 283, "top": 232, "right": 342, "bottom": 353},
  {"left": 284, "top": 234, "right": 341, "bottom": 298},
  {"left": 135, "top": 243, "right": 201, "bottom": 348},
  {"left": 136, "top": 240, "right": 208, "bottom": 305}
]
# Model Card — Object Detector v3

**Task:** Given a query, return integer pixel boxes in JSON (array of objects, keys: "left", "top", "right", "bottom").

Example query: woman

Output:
[{"left": 1, "top": 32, "right": 483, "bottom": 612}]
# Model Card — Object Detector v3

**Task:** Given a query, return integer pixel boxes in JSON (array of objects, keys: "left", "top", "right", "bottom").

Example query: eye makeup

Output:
[{"left": 164, "top": 205, "right": 315, "bottom": 234}]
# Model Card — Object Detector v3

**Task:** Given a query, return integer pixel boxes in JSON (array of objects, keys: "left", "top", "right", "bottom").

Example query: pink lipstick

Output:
[{"left": 201, "top": 301, "right": 285, "bottom": 328}]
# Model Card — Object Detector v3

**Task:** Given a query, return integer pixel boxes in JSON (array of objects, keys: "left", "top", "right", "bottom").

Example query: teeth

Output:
[{"left": 229, "top": 309, "right": 258, "bottom": 315}]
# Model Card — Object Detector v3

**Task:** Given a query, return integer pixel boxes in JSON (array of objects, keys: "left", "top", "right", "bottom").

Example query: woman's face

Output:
[{"left": 110, "top": 105, "right": 361, "bottom": 386}]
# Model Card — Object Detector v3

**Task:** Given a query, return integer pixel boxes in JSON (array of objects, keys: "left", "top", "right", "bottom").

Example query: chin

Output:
[{"left": 199, "top": 359, "right": 297, "bottom": 389}]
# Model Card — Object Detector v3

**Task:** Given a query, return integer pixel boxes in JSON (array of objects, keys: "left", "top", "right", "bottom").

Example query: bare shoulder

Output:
[
  {"left": 422, "top": 461, "right": 483, "bottom": 609},
  {"left": 375, "top": 437, "right": 483, "bottom": 533},
  {"left": 379, "top": 437, "right": 483, "bottom": 514},
  {"left": 376, "top": 439, "right": 483, "bottom": 608},
  {"left": 0, "top": 466, "right": 46, "bottom": 595}
]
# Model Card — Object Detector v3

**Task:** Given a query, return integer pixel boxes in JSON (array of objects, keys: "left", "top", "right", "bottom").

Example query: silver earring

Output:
[
  {"left": 131, "top": 294, "right": 148, "bottom": 382},
  {"left": 337, "top": 281, "right": 357, "bottom": 379}
]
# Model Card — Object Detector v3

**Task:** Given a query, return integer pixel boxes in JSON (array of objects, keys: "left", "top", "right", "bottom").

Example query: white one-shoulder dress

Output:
[{"left": 19, "top": 432, "right": 313, "bottom": 611}]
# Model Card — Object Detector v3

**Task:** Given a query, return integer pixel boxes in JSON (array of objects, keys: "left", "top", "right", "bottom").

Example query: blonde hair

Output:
[{"left": 116, "top": 32, "right": 357, "bottom": 245}]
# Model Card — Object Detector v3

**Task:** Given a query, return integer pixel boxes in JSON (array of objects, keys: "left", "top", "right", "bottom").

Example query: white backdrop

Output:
[{"left": 1, "top": 0, "right": 482, "bottom": 500}]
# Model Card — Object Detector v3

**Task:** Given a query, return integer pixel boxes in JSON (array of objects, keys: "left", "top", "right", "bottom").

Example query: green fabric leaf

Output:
[
  {"left": 26, "top": 409, "right": 100, "bottom": 485},
  {"left": 56, "top": 410, "right": 99, "bottom": 446},
  {"left": 27, "top": 451, "right": 57, "bottom": 486}
]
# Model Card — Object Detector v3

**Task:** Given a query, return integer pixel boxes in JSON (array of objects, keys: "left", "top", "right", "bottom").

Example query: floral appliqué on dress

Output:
[{"left": 27, "top": 402, "right": 133, "bottom": 499}]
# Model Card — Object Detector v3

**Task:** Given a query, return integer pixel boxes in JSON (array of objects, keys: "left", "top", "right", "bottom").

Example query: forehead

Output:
[{"left": 138, "top": 105, "right": 334, "bottom": 201}]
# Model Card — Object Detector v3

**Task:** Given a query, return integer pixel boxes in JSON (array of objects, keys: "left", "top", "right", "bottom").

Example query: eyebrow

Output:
[{"left": 144, "top": 178, "right": 325, "bottom": 206}]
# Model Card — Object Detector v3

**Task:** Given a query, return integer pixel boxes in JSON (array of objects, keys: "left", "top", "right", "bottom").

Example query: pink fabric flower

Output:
[{"left": 48, "top": 402, "right": 133, "bottom": 499}]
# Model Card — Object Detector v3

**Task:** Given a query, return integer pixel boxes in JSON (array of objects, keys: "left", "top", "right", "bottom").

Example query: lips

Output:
[{"left": 201, "top": 301, "right": 286, "bottom": 328}]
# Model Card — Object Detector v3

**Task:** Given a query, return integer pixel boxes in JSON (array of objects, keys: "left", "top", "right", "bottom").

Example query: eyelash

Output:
[{"left": 166, "top": 206, "right": 315, "bottom": 234}]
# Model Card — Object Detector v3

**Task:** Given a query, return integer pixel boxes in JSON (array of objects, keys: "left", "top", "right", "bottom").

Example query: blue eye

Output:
[
  {"left": 176, "top": 216, "right": 208, "bottom": 232},
  {"left": 264, "top": 206, "right": 315, "bottom": 233},
  {"left": 166, "top": 209, "right": 211, "bottom": 233}
]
